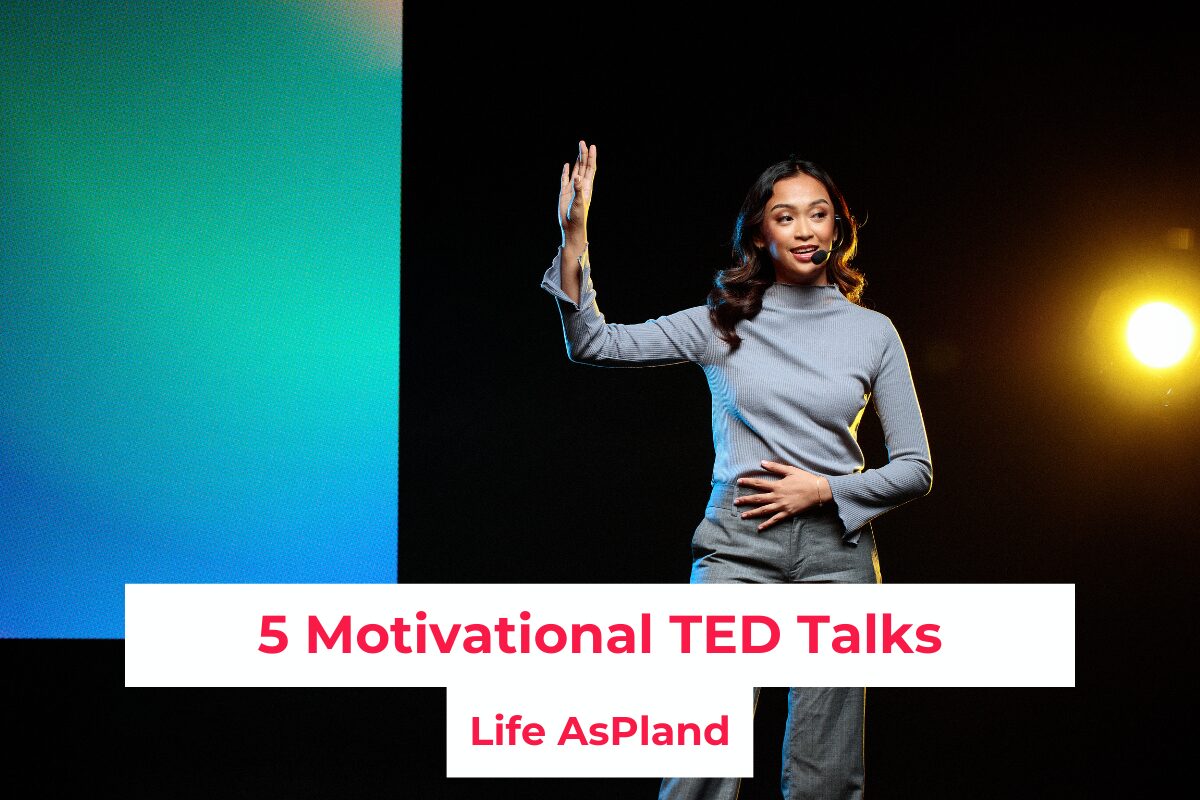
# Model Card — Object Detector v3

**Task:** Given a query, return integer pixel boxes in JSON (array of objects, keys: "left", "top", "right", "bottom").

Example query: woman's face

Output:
[{"left": 753, "top": 174, "right": 837, "bottom": 285}]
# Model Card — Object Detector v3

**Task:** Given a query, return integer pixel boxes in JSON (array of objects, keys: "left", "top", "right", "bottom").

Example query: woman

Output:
[{"left": 541, "top": 140, "right": 932, "bottom": 800}]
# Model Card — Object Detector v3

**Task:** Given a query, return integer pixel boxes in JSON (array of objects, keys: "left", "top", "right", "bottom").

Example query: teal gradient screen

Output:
[{"left": 1, "top": 2, "right": 401, "bottom": 638}]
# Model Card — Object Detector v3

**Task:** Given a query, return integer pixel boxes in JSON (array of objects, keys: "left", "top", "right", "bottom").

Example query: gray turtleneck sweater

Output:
[{"left": 540, "top": 248, "right": 932, "bottom": 542}]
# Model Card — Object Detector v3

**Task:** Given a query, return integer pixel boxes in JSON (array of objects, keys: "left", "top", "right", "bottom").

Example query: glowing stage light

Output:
[
  {"left": 1125, "top": 302, "right": 1195, "bottom": 368},
  {"left": 1081, "top": 235, "right": 1200, "bottom": 409}
]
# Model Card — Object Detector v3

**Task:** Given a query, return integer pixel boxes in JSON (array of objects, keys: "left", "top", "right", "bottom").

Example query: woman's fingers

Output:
[
  {"left": 558, "top": 141, "right": 594, "bottom": 233},
  {"left": 757, "top": 512, "right": 789, "bottom": 531},
  {"left": 572, "top": 141, "right": 595, "bottom": 197},
  {"left": 739, "top": 501, "right": 780, "bottom": 519},
  {"left": 558, "top": 165, "right": 572, "bottom": 227},
  {"left": 581, "top": 141, "right": 596, "bottom": 185},
  {"left": 570, "top": 140, "right": 584, "bottom": 187},
  {"left": 737, "top": 477, "right": 782, "bottom": 491}
]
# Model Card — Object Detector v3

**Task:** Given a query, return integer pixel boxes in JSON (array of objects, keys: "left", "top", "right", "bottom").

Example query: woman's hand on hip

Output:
[
  {"left": 734, "top": 460, "right": 833, "bottom": 531},
  {"left": 558, "top": 139, "right": 596, "bottom": 247}
]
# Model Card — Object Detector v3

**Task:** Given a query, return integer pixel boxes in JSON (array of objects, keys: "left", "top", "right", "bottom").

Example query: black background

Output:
[
  {"left": 396, "top": 10, "right": 1196, "bottom": 798},
  {"left": 14, "top": 10, "right": 1196, "bottom": 798}
]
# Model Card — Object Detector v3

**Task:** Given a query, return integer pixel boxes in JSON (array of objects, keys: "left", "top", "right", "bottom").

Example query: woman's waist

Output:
[{"left": 706, "top": 479, "right": 840, "bottom": 520}]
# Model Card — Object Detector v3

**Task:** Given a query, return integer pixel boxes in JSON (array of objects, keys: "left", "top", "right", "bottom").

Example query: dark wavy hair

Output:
[{"left": 707, "top": 158, "right": 865, "bottom": 349}]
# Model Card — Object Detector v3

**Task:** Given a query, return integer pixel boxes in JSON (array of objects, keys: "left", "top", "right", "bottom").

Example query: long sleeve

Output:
[
  {"left": 824, "top": 321, "right": 932, "bottom": 541},
  {"left": 539, "top": 247, "right": 713, "bottom": 367}
]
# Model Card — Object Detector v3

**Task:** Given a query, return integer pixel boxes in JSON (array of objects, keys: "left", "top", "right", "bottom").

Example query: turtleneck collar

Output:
[{"left": 762, "top": 281, "right": 846, "bottom": 311}]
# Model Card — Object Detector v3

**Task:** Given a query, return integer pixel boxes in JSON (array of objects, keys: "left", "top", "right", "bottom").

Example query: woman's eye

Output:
[
  {"left": 812, "top": 211, "right": 828, "bottom": 220},
  {"left": 777, "top": 215, "right": 793, "bottom": 223}
]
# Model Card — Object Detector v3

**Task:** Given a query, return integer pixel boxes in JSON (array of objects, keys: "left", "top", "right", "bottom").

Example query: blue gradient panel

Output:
[{"left": 1, "top": 2, "right": 401, "bottom": 637}]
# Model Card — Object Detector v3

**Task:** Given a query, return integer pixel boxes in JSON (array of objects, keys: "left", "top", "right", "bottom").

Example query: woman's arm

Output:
[
  {"left": 824, "top": 321, "right": 933, "bottom": 539},
  {"left": 540, "top": 249, "right": 712, "bottom": 366},
  {"left": 542, "top": 140, "right": 712, "bottom": 367}
]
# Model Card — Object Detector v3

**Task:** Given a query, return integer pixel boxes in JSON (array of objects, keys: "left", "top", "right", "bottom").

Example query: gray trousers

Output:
[{"left": 658, "top": 481, "right": 880, "bottom": 800}]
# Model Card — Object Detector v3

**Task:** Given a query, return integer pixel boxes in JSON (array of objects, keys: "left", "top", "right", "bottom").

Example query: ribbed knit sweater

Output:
[{"left": 541, "top": 248, "right": 932, "bottom": 542}]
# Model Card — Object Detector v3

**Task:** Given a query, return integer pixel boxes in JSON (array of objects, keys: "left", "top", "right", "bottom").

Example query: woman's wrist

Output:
[
  {"left": 561, "top": 238, "right": 589, "bottom": 270},
  {"left": 816, "top": 477, "right": 832, "bottom": 506}
]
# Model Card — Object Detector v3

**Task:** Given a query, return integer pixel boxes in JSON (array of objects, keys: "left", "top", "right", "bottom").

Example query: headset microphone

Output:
[{"left": 811, "top": 214, "right": 844, "bottom": 266}]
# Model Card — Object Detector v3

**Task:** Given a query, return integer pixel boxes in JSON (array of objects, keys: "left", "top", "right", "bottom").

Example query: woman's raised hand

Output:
[{"left": 558, "top": 140, "right": 596, "bottom": 247}]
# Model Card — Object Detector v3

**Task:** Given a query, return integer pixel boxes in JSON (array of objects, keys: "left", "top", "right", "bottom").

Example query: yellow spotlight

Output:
[{"left": 1125, "top": 302, "right": 1195, "bottom": 368}]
